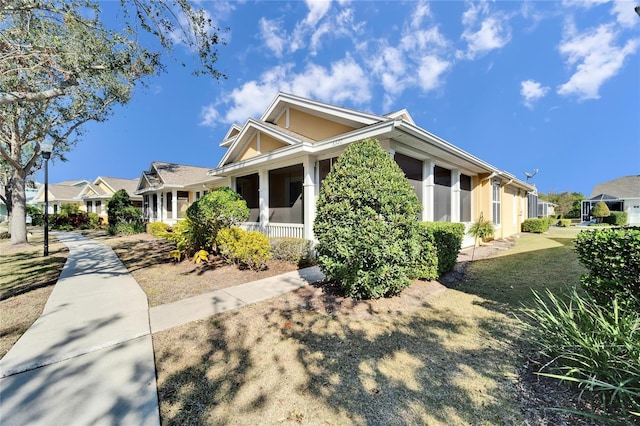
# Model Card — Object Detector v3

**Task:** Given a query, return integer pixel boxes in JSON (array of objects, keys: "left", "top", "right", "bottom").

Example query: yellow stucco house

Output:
[
  {"left": 137, "top": 93, "right": 536, "bottom": 247},
  {"left": 194, "top": 92, "right": 536, "bottom": 247}
]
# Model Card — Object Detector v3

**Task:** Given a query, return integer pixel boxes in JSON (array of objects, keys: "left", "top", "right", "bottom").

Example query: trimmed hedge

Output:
[
  {"left": 270, "top": 237, "right": 313, "bottom": 267},
  {"left": 603, "top": 211, "right": 627, "bottom": 226},
  {"left": 419, "top": 222, "right": 465, "bottom": 277},
  {"left": 574, "top": 227, "right": 640, "bottom": 310},
  {"left": 522, "top": 218, "right": 549, "bottom": 233},
  {"left": 557, "top": 219, "right": 572, "bottom": 227}
]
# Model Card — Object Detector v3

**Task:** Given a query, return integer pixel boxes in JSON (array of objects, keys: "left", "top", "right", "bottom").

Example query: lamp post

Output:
[{"left": 41, "top": 143, "right": 53, "bottom": 256}]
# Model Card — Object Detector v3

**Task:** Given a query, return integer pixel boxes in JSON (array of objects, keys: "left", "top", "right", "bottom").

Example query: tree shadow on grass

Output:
[{"left": 154, "top": 286, "right": 525, "bottom": 425}]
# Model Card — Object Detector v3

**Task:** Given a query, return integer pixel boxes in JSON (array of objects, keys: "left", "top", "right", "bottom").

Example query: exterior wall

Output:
[
  {"left": 261, "top": 133, "right": 287, "bottom": 153},
  {"left": 239, "top": 137, "right": 259, "bottom": 161},
  {"left": 279, "top": 108, "right": 356, "bottom": 141},
  {"left": 238, "top": 133, "right": 288, "bottom": 161},
  {"left": 97, "top": 181, "right": 111, "bottom": 194}
]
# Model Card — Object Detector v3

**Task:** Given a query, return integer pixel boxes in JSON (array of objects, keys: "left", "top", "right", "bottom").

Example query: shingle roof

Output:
[
  {"left": 589, "top": 175, "right": 640, "bottom": 199},
  {"left": 48, "top": 184, "right": 84, "bottom": 200},
  {"left": 151, "top": 162, "right": 212, "bottom": 186},
  {"left": 97, "top": 177, "right": 141, "bottom": 196}
]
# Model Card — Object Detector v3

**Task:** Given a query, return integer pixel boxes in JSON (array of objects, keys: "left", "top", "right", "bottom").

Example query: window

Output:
[
  {"left": 528, "top": 193, "right": 538, "bottom": 219},
  {"left": 236, "top": 173, "right": 259, "bottom": 222},
  {"left": 319, "top": 157, "right": 338, "bottom": 185},
  {"left": 395, "top": 153, "right": 423, "bottom": 205},
  {"left": 86, "top": 201, "right": 92, "bottom": 213},
  {"left": 492, "top": 180, "right": 501, "bottom": 226},
  {"left": 434, "top": 166, "right": 451, "bottom": 222},
  {"left": 460, "top": 174, "right": 472, "bottom": 222},
  {"left": 195, "top": 191, "right": 200, "bottom": 200},
  {"left": 177, "top": 191, "right": 189, "bottom": 218},
  {"left": 166, "top": 192, "right": 173, "bottom": 217},
  {"left": 95, "top": 201, "right": 101, "bottom": 214},
  {"left": 269, "top": 164, "right": 303, "bottom": 224}
]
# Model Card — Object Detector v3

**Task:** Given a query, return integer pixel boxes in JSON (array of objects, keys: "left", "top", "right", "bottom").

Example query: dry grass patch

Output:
[
  {"left": 0, "top": 232, "right": 68, "bottom": 357},
  {"left": 154, "top": 282, "right": 523, "bottom": 425}
]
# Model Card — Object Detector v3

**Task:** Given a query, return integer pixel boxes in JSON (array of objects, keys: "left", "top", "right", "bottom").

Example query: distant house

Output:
[
  {"left": 135, "top": 161, "right": 219, "bottom": 225},
  {"left": 537, "top": 201, "right": 556, "bottom": 217},
  {"left": 33, "top": 177, "right": 142, "bottom": 220},
  {"left": 32, "top": 180, "right": 89, "bottom": 214},
  {"left": 581, "top": 175, "right": 640, "bottom": 225},
  {"left": 80, "top": 176, "right": 142, "bottom": 220},
  {"left": 202, "top": 92, "right": 536, "bottom": 247}
]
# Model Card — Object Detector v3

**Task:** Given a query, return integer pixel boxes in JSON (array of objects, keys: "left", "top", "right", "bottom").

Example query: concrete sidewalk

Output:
[
  {"left": 0, "top": 232, "right": 324, "bottom": 425},
  {"left": 0, "top": 232, "right": 159, "bottom": 426}
]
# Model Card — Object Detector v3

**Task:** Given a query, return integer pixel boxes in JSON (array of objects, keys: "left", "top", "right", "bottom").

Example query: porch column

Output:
[
  {"left": 303, "top": 156, "right": 317, "bottom": 240},
  {"left": 172, "top": 189, "right": 178, "bottom": 220},
  {"left": 422, "top": 160, "right": 434, "bottom": 222},
  {"left": 451, "top": 169, "right": 461, "bottom": 223},
  {"left": 161, "top": 192, "right": 167, "bottom": 222},
  {"left": 259, "top": 170, "right": 269, "bottom": 230}
]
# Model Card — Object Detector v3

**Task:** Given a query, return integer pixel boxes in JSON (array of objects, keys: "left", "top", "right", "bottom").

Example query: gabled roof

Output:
[
  {"left": 589, "top": 176, "right": 640, "bottom": 199},
  {"left": 56, "top": 179, "right": 90, "bottom": 187},
  {"left": 217, "top": 119, "right": 315, "bottom": 167},
  {"left": 220, "top": 124, "right": 243, "bottom": 147},
  {"left": 261, "top": 92, "right": 384, "bottom": 127},
  {"left": 47, "top": 184, "right": 85, "bottom": 200},
  {"left": 136, "top": 161, "right": 213, "bottom": 193},
  {"left": 96, "top": 177, "right": 140, "bottom": 196}
]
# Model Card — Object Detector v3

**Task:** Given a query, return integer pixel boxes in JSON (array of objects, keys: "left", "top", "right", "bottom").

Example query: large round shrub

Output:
[
  {"left": 313, "top": 138, "right": 423, "bottom": 299},
  {"left": 185, "top": 187, "right": 249, "bottom": 253},
  {"left": 107, "top": 189, "right": 143, "bottom": 234}
]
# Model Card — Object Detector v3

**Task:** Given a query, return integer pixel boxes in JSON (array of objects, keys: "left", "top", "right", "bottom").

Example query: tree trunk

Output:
[{"left": 9, "top": 168, "right": 28, "bottom": 245}]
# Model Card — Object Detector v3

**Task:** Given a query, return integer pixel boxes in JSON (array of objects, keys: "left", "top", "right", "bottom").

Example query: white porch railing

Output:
[{"left": 240, "top": 222, "right": 304, "bottom": 239}]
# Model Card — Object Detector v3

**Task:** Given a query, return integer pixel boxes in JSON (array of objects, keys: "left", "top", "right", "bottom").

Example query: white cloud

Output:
[
  {"left": 210, "top": 57, "right": 371, "bottom": 124},
  {"left": 259, "top": 17, "right": 287, "bottom": 57},
  {"left": 520, "top": 80, "right": 550, "bottom": 108},
  {"left": 417, "top": 56, "right": 451, "bottom": 92},
  {"left": 459, "top": 16, "right": 511, "bottom": 59},
  {"left": 410, "top": 0, "right": 432, "bottom": 29},
  {"left": 199, "top": 104, "right": 220, "bottom": 127},
  {"left": 611, "top": 0, "right": 639, "bottom": 28},
  {"left": 304, "top": 0, "right": 332, "bottom": 26},
  {"left": 557, "top": 24, "right": 639, "bottom": 100}
]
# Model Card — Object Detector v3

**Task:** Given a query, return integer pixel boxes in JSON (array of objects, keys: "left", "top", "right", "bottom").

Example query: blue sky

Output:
[{"left": 47, "top": 0, "right": 640, "bottom": 197}]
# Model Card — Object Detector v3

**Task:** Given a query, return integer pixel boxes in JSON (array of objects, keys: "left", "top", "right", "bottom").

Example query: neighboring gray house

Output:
[{"left": 581, "top": 175, "right": 640, "bottom": 225}]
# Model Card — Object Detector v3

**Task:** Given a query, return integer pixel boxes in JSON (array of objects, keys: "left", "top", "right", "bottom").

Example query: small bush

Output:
[
  {"left": 148, "top": 222, "right": 170, "bottom": 238},
  {"left": 418, "top": 222, "right": 464, "bottom": 277},
  {"left": 557, "top": 219, "right": 572, "bottom": 227},
  {"left": 468, "top": 217, "right": 495, "bottom": 242},
  {"left": 26, "top": 205, "right": 43, "bottom": 226},
  {"left": 522, "top": 218, "right": 549, "bottom": 233},
  {"left": 270, "top": 237, "right": 313, "bottom": 266},
  {"left": 109, "top": 221, "right": 145, "bottom": 236},
  {"left": 218, "top": 227, "right": 270, "bottom": 271},
  {"left": 51, "top": 213, "right": 90, "bottom": 230},
  {"left": 519, "top": 288, "right": 640, "bottom": 419},
  {"left": 603, "top": 211, "right": 627, "bottom": 226},
  {"left": 108, "top": 190, "right": 144, "bottom": 234},
  {"left": 591, "top": 201, "right": 610, "bottom": 223},
  {"left": 87, "top": 213, "right": 100, "bottom": 229},
  {"left": 0, "top": 231, "right": 10, "bottom": 239},
  {"left": 575, "top": 227, "right": 640, "bottom": 310},
  {"left": 186, "top": 187, "right": 249, "bottom": 254},
  {"left": 163, "top": 219, "right": 196, "bottom": 261}
]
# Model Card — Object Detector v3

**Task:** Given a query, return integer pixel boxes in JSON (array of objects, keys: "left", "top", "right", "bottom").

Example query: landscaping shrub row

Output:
[
  {"left": 521, "top": 218, "right": 550, "bottom": 233},
  {"left": 602, "top": 211, "right": 627, "bottom": 226},
  {"left": 418, "top": 222, "right": 465, "bottom": 277},
  {"left": 574, "top": 227, "right": 640, "bottom": 310}
]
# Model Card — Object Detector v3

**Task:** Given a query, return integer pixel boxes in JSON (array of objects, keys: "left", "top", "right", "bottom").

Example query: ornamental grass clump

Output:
[
  {"left": 519, "top": 288, "right": 640, "bottom": 420},
  {"left": 313, "top": 138, "right": 428, "bottom": 299}
]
